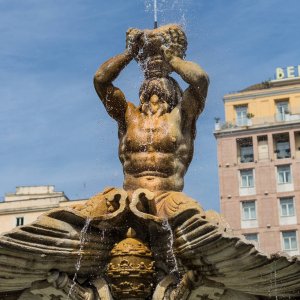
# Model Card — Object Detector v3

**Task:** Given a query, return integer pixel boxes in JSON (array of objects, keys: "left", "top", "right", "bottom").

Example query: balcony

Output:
[
  {"left": 276, "top": 113, "right": 300, "bottom": 122},
  {"left": 215, "top": 109, "right": 300, "bottom": 131}
]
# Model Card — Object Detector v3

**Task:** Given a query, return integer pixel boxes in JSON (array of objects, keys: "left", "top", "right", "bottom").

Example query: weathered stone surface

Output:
[
  {"left": 174, "top": 212, "right": 300, "bottom": 298},
  {"left": 1, "top": 189, "right": 300, "bottom": 299}
]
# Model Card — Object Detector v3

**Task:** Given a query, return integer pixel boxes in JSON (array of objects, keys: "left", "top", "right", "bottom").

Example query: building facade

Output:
[
  {"left": 0, "top": 186, "right": 87, "bottom": 235},
  {"left": 215, "top": 74, "right": 300, "bottom": 255}
]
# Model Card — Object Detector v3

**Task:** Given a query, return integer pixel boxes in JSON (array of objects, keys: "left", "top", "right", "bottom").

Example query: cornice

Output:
[
  {"left": 224, "top": 85, "right": 300, "bottom": 102},
  {"left": 0, "top": 205, "right": 60, "bottom": 215}
]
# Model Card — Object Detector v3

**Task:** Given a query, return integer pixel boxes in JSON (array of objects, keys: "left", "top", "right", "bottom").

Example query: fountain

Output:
[{"left": 1, "top": 24, "right": 300, "bottom": 300}]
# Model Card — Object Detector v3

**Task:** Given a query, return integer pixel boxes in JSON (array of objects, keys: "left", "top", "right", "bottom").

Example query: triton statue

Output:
[
  {"left": 1, "top": 24, "right": 300, "bottom": 300},
  {"left": 94, "top": 24, "right": 209, "bottom": 195}
]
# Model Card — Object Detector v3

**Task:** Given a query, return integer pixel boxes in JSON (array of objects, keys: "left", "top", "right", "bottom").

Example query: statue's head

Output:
[{"left": 139, "top": 77, "right": 182, "bottom": 111}]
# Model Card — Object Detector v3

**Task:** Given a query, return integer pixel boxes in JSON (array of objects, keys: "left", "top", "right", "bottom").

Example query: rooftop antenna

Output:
[{"left": 154, "top": 0, "right": 158, "bottom": 28}]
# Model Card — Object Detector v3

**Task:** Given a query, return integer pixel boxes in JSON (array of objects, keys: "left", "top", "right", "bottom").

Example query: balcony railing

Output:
[
  {"left": 240, "top": 154, "right": 254, "bottom": 163},
  {"left": 275, "top": 149, "right": 291, "bottom": 159},
  {"left": 276, "top": 113, "right": 300, "bottom": 122},
  {"left": 215, "top": 110, "right": 300, "bottom": 131}
]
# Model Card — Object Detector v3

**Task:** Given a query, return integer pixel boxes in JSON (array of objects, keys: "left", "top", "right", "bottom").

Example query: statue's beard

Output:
[{"left": 140, "top": 100, "right": 170, "bottom": 116}]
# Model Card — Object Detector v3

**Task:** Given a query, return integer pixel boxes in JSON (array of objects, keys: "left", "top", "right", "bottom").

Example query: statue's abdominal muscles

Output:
[{"left": 119, "top": 105, "right": 192, "bottom": 193}]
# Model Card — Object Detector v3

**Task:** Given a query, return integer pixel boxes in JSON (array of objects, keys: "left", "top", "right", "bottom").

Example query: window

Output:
[
  {"left": 240, "top": 145, "right": 254, "bottom": 162},
  {"left": 276, "top": 101, "right": 289, "bottom": 121},
  {"left": 242, "top": 201, "right": 256, "bottom": 220},
  {"left": 277, "top": 165, "right": 292, "bottom": 184},
  {"left": 244, "top": 233, "right": 258, "bottom": 243},
  {"left": 240, "top": 169, "right": 254, "bottom": 188},
  {"left": 282, "top": 231, "right": 298, "bottom": 251},
  {"left": 280, "top": 198, "right": 295, "bottom": 217},
  {"left": 236, "top": 105, "right": 248, "bottom": 126},
  {"left": 237, "top": 137, "right": 254, "bottom": 163},
  {"left": 16, "top": 217, "right": 24, "bottom": 227},
  {"left": 273, "top": 133, "right": 290, "bottom": 159}
]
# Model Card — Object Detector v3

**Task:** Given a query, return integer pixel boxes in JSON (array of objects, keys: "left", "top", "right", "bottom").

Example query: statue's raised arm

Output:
[
  {"left": 161, "top": 42, "right": 209, "bottom": 122},
  {"left": 93, "top": 29, "right": 142, "bottom": 124}
]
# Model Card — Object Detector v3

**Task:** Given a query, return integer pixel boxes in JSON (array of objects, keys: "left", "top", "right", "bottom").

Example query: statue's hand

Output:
[
  {"left": 161, "top": 45, "right": 176, "bottom": 63},
  {"left": 126, "top": 28, "right": 143, "bottom": 57}
]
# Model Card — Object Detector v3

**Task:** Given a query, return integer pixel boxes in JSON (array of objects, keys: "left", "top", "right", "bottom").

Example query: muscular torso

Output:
[{"left": 119, "top": 103, "right": 194, "bottom": 194}]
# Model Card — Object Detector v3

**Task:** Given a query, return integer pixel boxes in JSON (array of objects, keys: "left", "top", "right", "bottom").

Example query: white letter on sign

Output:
[
  {"left": 276, "top": 68, "right": 285, "bottom": 80},
  {"left": 287, "top": 66, "right": 295, "bottom": 78}
]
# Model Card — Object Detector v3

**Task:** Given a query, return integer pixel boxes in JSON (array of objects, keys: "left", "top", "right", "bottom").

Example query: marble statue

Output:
[{"left": 1, "top": 24, "right": 300, "bottom": 300}]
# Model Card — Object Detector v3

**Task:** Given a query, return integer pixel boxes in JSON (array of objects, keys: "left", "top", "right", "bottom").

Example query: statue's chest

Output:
[{"left": 124, "top": 114, "right": 182, "bottom": 151}]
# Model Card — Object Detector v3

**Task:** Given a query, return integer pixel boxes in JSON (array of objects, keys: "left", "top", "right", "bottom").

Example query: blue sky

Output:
[{"left": 0, "top": 0, "right": 299, "bottom": 211}]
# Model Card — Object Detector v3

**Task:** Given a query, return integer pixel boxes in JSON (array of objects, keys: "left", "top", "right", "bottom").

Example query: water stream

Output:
[
  {"left": 144, "top": 0, "right": 187, "bottom": 29},
  {"left": 162, "top": 219, "right": 179, "bottom": 275},
  {"left": 267, "top": 260, "right": 278, "bottom": 300},
  {"left": 273, "top": 260, "right": 278, "bottom": 300},
  {"left": 67, "top": 218, "right": 91, "bottom": 299}
]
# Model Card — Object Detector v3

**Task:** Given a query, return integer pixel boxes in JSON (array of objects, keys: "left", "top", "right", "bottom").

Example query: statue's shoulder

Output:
[
  {"left": 125, "top": 101, "right": 140, "bottom": 118},
  {"left": 126, "top": 101, "right": 137, "bottom": 110}
]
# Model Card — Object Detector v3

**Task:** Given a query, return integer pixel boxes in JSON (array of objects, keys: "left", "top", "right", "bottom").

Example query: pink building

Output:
[{"left": 215, "top": 74, "right": 300, "bottom": 255}]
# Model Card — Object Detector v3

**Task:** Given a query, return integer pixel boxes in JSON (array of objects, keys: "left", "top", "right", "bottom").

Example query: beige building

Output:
[
  {"left": 215, "top": 71, "right": 300, "bottom": 255},
  {"left": 0, "top": 185, "right": 87, "bottom": 235}
]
